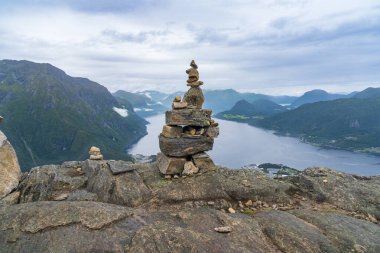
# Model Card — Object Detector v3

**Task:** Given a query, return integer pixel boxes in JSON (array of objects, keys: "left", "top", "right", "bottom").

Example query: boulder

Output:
[
  {"left": 183, "top": 87, "right": 205, "bottom": 109},
  {"left": 107, "top": 160, "right": 135, "bottom": 175},
  {"left": 0, "top": 130, "right": 21, "bottom": 199},
  {"left": 172, "top": 101, "right": 188, "bottom": 109},
  {"left": 159, "top": 134, "right": 214, "bottom": 157},
  {"left": 166, "top": 109, "right": 212, "bottom": 127},
  {"left": 157, "top": 152, "right": 186, "bottom": 175}
]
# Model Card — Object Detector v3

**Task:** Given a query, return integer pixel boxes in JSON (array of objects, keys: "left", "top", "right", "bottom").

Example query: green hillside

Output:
[
  {"left": 258, "top": 97, "right": 380, "bottom": 153},
  {"left": 216, "top": 99, "right": 286, "bottom": 121},
  {"left": 0, "top": 60, "right": 147, "bottom": 171}
]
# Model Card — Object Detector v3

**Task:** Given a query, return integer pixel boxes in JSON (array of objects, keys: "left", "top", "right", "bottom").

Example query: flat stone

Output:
[
  {"left": 90, "top": 154, "right": 103, "bottom": 160},
  {"left": 172, "top": 102, "right": 188, "bottom": 109},
  {"left": 107, "top": 160, "right": 135, "bottom": 175},
  {"left": 157, "top": 153, "right": 186, "bottom": 175},
  {"left": 0, "top": 130, "right": 21, "bottom": 199},
  {"left": 159, "top": 134, "right": 214, "bottom": 157},
  {"left": 192, "top": 152, "right": 215, "bottom": 171},
  {"left": 162, "top": 125, "right": 182, "bottom": 138},
  {"left": 214, "top": 226, "right": 232, "bottom": 233},
  {"left": 166, "top": 109, "right": 212, "bottom": 127}
]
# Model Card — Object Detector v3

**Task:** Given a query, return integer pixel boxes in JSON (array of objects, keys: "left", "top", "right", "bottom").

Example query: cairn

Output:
[
  {"left": 89, "top": 146, "right": 103, "bottom": 160},
  {"left": 157, "top": 60, "right": 219, "bottom": 176}
]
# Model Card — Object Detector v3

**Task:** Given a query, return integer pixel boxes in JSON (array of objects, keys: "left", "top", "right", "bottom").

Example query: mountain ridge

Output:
[{"left": 0, "top": 59, "right": 147, "bottom": 171}]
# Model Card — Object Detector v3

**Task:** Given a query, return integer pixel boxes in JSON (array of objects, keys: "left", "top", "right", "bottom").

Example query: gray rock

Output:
[
  {"left": 193, "top": 152, "right": 216, "bottom": 171},
  {"left": 166, "top": 109, "right": 212, "bottom": 127},
  {"left": 156, "top": 152, "right": 186, "bottom": 175},
  {"left": 159, "top": 134, "right": 214, "bottom": 157},
  {"left": 285, "top": 167, "right": 380, "bottom": 220},
  {"left": 0, "top": 130, "right": 21, "bottom": 199},
  {"left": 107, "top": 160, "right": 135, "bottom": 175}
]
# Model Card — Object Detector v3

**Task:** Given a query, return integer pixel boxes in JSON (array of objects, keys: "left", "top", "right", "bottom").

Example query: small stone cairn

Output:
[
  {"left": 157, "top": 60, "right": 219, "bottom": 177},
  {"left": 89, "top": 146, "right": 103, "bottom": 160}
]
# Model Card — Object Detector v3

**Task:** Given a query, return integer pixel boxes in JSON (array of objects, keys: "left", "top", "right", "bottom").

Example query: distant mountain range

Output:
[
  {"left": 112, "top": 88, "right": 298, "bottom": 115},
  {"left": 0, "top": 60, "right": 147, "bottom": 171},
  {"left": 290, "top": 89, "right": 357, "bottom": 107},
  {"left": 217, "top": 87, "right": 380, "bottom": 154}
]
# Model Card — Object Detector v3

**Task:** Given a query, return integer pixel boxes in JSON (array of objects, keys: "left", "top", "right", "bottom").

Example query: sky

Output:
[{"left": 1, "top": 0, "right": 380, "bottom": 95}]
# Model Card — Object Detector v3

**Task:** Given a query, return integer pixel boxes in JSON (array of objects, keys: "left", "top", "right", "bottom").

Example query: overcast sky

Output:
[{"left": 1, "top": 0, "right": 380, "bottom": 95}]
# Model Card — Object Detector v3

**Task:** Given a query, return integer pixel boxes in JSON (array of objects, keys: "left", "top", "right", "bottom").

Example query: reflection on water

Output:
[{"left": 129, "top": 114, "right": 380, "bottom": 176}]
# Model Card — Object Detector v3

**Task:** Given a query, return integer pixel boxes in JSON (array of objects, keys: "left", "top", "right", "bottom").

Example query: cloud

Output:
[{"left": 0, "top": 0, "right": 379, "bottom": 95}]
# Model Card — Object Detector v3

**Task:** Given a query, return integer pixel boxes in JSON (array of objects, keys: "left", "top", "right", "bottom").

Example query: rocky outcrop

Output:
[
  {"left": 0, "top": 130, "right": 21, "bottom": 199},
  {"left": 0, "top": 160, "right": 379, "bottom": 252}
]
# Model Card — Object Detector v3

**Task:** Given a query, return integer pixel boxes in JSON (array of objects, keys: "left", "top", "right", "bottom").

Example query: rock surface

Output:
[
  {"left": 166, "top": 109, "right": 212, "bottom": 127},
  {"left": 0, "top": 131, "right": 21, "bottom": 199},
  {"left": 159, "top": 134, "right": 214, "bottom": 157},
  {"left": 1, "top": 161, "right": 379, "bottom": 252}
]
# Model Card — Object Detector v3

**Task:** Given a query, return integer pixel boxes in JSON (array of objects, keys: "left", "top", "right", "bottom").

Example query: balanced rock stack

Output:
[
  {"left": 89, "top": 146, "right": 103, "bottom": 160},
  {"left": 157, "top": 60, "right": 219, "bottom": 176}
]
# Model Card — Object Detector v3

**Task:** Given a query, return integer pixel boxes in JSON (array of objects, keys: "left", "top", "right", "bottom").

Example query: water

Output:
[{"left": 129, "top": 114, "right": 380, "bottom": 176}]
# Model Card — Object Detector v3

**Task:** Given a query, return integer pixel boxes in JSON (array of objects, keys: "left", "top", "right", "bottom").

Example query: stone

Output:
[
  {"left": 0, "top": 130, "right": 21, "bottom": 199},
  {"left": 157, "top": 152, "right": 186, "bottom": 175},
  {"left": 0, "top": 191, "right": 20, "bottom": 205},
  {"left": 182, "top": 161, "right": 199, "bottom": 176},
  {"left": 214, "top": 226, "right": 232, "bottom": 233},
  {"left": 166, "top": 109, "right": 212, "bottom": 127},
  {"left": 107, "top": 160, "right": 135, "bottom": 175},
  {"left": 172, "top": 101, "right": 188, "bottom": 109},
  {"left": 186, "top": 60, "right": 200, "bottom": 84},
  {"left": 228, "top": 207, "right": 236, "bottom": 214},
  {"left": 90, "top": 154, "right": 103, "bottom": 160},
  {"left": 184, "top": 87, "right": 204, "bottom": 109},
  {"left": 162, "top": 125, "right": 182, "bottom": 138},
  {"left": 89, "top": 146, "right": 101, "bottom": 155},
  {"left": 53, "top": 193, "right": 68, "bottom": 201},
  {"left": 174, "top": 96, "right": 182, "bottom": 102},
  {"left": 245, "top": 200, "right": 253, "bottom": 207},
  {"left": 192, "top": 152, "right": 216, "bottom": 171},
  {"left": 206, "top": 126, "right": 220, "bottom": 138},
  {"left": 159, "top": 134, "right": 214, "bottom": 157}
]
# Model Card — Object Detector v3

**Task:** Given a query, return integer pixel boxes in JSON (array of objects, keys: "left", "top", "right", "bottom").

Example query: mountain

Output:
[
  {"left": 258, "top": 96, "right": 380, "bottom": 153},
  {"left": 113, "top": 90, "right": 167, "bottom": 117},
  {"left": 290, "top": 89, "right": 355, "bottom": 108},
  {"left": 353, "top": 87, "right": 380, "bottom": 99},
  {"left": 216, "top": 99, "right": 286, "bottom": 121},
  {"left": 204, "top": 89, "right": 297, "bottom": 113},
  {"left": 0, "top": 60, "right": 147, "bottom": 171},
  {"left": 113, "top": 88, "right": 298, "bottom": 116}
]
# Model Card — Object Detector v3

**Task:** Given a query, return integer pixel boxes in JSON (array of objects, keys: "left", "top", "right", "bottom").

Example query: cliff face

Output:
[{"left": 0, "top": 160, "right": 379, "bottom": 252}]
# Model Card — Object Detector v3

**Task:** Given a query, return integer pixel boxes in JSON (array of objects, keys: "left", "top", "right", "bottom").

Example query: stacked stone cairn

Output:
[
  {"left": 157, "top": 60, "right": 219, "bottom": 177},
  {"left": 89, "top": 146, "right": 103, "bottom": 160}
]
